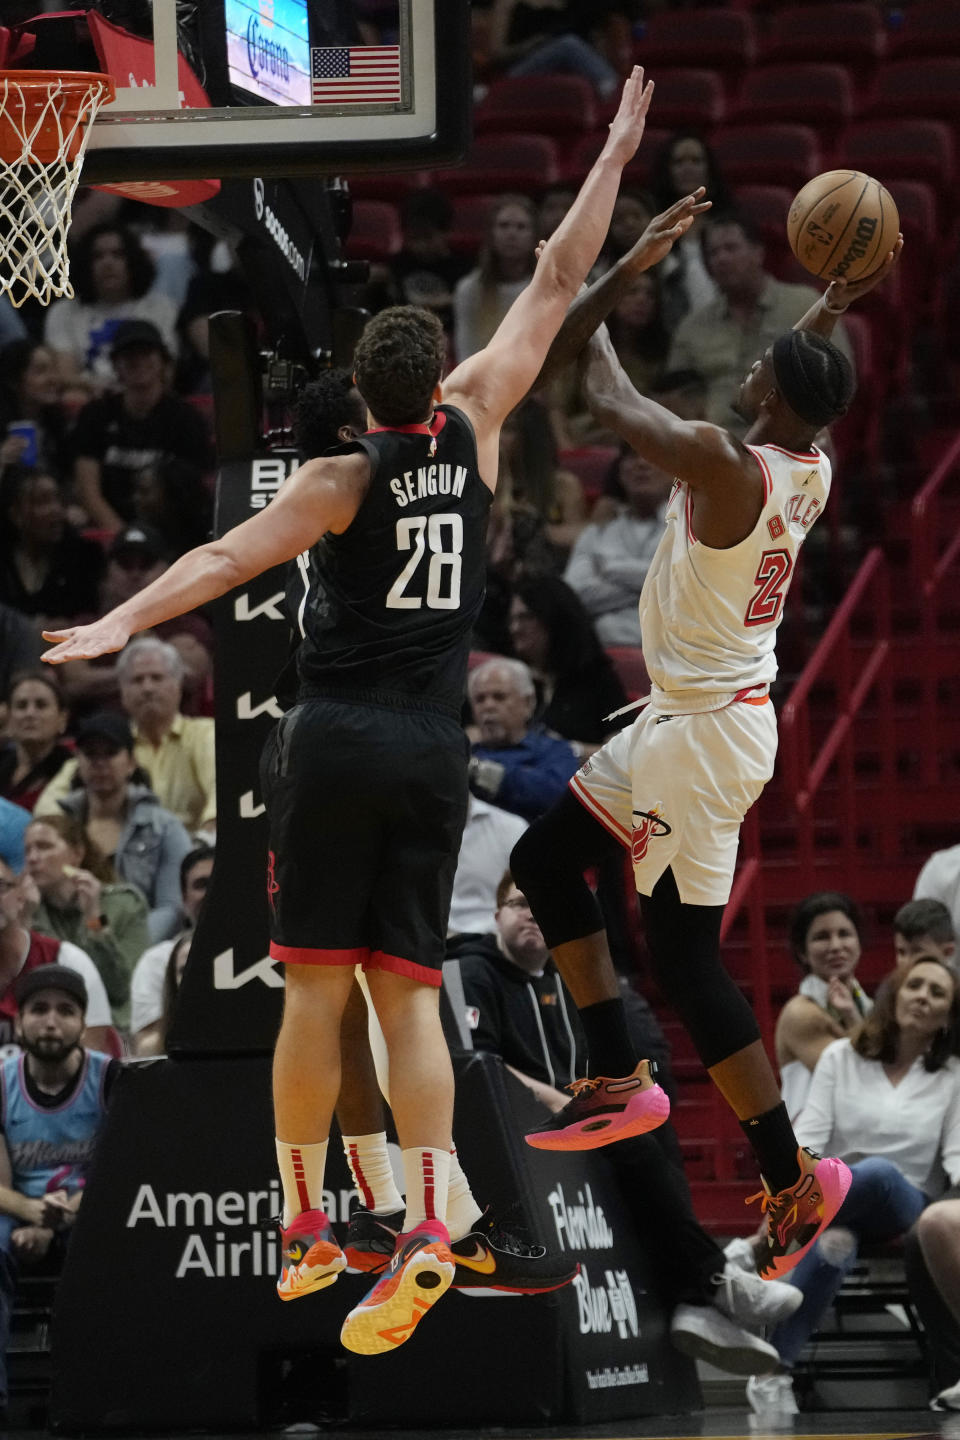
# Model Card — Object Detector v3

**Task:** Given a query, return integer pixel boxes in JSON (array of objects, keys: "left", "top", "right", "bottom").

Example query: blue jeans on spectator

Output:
[
  {"left": 771, "top": 1156, "right": 928, "bottom": 1368},
  {"left": 508, "top": 35, "right": 618, "bottom": 98}
]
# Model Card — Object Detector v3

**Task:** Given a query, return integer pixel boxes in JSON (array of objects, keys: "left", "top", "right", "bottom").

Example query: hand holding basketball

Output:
[
  {"left": 787, "top": 171, "right": 900, "bottom": 284},
  {"left": 823, "top": 232, "right": 904, "bottom": 314}
]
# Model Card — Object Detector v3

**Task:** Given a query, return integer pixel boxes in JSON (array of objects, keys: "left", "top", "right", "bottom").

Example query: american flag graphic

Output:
[{"left": 310, "top": 46, "right": 402, "bottom": 104}]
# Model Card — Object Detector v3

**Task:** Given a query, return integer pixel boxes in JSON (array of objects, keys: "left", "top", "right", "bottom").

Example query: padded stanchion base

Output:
[{"left": 51, "top": 1053, "right": 698, "bottom": 1431}]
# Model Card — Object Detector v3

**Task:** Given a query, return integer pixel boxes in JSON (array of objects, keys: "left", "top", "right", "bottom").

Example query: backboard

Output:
[{"left": 3, "top": 1, "right": 470, "bottom": 188}]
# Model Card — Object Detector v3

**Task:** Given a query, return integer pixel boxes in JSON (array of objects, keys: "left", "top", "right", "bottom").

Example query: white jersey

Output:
[{"left": 638, "top": 442, "right": 831, "bottom": 711}]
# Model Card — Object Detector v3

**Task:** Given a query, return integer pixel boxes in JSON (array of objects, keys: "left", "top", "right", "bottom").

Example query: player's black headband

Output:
[{"left": 772, "top": 331, "right": 850, "bottom": 428}]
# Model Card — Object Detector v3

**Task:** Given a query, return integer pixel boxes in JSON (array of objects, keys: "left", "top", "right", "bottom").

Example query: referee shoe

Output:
[
  {"left": 525, "top": 1059, "right": 670, "bottom": 1151},
  {"left": 277, "top": 1209, "right": 346, "bottom": 1300}
]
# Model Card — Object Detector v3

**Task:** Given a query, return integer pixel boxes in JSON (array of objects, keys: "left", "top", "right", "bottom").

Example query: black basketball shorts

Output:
[{"left": 260, "top": 697, "right": 469, "bottom": 986}]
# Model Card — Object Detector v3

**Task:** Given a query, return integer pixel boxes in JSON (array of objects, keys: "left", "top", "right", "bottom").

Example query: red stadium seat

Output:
[
  {"left": 605, "top": 647, "right": 650, "bottom": 702},
  {"left": 344, "top": 171, "right": 429, "bottom": 204},
  {"left": 634, "top": 8, "right": 756, "bottom": 94},
  {"left": 563, "top": 127, "right": 670, "bottom": 187},
  {"left": 892, "top": 2, "right": 960, "bottom": 59},
  {"left": 760, "top": 4, "right": 885, "bottom": 90},
  {"left": 838, "top": 120, "right": 955, "bottom": 209},
  {"left": 345, "top": 200, "right": 401, "bottom": 261},
  {"left": 733, "top": 64, "right": 854, "bottom": 139},
  {"left": 884, "top": 180, "right": 941, "bottom": 315},
  {"left": 474, "top": 75, "right": 597, "bottom": 138},
  {"left": 712, "top": 124, "right": 821, "bottom": 192},
  {"left": 829, "top": 310, "right": 881, "bottom": 474},
  {"left": 639, "top": 68, "right": 726, "bottom": 135},
  {"left": 446, "top": 194, "right": 499, "bottom": 256},
  {"left": 441, "top": 132, "right": 559, "bottom": 196},
  {"left": 865, "top": 58, "right": 960, "bottom": 126},
  {"left": 733, "top": 184, "right": 796, "bottom": 263},
  {"left": 558, "top": 446, "right": 618, "bottom": 505}
]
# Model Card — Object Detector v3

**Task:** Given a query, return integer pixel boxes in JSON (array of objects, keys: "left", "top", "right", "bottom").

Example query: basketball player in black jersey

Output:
[{"left": 40, "top": 67, "right": 703, "bottom": 1354}]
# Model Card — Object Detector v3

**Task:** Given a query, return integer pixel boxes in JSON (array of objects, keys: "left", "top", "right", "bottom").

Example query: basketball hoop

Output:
[{"left": 0, "top": 70, "right": 116, "bottom": 308}]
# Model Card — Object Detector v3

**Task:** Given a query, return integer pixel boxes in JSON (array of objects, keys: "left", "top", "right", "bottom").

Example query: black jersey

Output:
[{"left": 294, "top": 405, "right": 491, "bottom": 716}]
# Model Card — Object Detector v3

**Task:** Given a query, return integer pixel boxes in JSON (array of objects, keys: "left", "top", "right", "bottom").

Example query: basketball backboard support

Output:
[{"left": 4, "top": 1, "right": 469, "bottom": 187}]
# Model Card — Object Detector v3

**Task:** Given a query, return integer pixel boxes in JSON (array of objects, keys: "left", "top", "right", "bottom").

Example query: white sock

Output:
[
  {"left": 402, "top": 1147, "right": 450, "bottom": 1231},
  {"left": 341, "top": 1132, "right": 403, "bottom": 1214},
  {"left": 275, "top": 1138, "right": 328, "bottom": 1228},
  {"left": 445, "top": 1147, "right": 483, "bottom": 1242}
]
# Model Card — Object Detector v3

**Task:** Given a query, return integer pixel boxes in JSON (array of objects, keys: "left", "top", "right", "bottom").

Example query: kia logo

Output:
[{"left": 253, "top": 177, "right": 264, "bottom": 221}]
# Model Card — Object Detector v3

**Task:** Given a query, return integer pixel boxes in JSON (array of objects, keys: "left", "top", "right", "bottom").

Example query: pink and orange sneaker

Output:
[
  {"left": 750, "top": 1147, "right": 852, "bottom": 1279},
  {"left": 525, "top": 1059, "right": 670, "bottom": 1151},
  {"left": 277, "top": 1208, "right": 346, "bottom": 1300},
  {"left": 340, "top": 1220, "right": 454, "bottom": 1355}
]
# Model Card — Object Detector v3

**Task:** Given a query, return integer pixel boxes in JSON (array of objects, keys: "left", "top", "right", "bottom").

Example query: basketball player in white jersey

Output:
[{"left": 511, "top": 225, "right": 903, "bottom": 1281}]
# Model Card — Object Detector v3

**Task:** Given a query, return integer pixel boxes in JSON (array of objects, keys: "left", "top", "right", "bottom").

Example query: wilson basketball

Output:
[{"left": 787, "top": 170, "right": 899, "bottom": 283}]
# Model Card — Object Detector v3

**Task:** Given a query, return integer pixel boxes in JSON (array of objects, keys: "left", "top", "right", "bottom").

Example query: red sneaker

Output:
[
  {"left": 525, "top": 1059, "right": 670, "bottom": 1151},
  {"left": 750, "top": 1148, "right": 852, "bottom": 1279},
  {"left": 277, "top": 1209, "right": 346, "bottom": 1300},
  {"left": 340, "top": 1220, "right": 455, "bottom": 1355}
]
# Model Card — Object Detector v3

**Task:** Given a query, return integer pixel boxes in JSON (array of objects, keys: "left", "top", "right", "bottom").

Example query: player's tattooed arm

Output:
[
  {"left": 530, "top": 190, "right": 712, "bottom": 391},
  {"left": 794, "top": 233, "right": 904, "bottom": 341}
]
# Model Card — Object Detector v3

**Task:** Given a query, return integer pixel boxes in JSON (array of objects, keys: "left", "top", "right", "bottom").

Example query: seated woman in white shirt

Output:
[
  {"left": 749, "top": 953, "right": 960, "bottom": 1416},
  {"left": 776, "top": 891, "right": 874, "bottom": 1122}
]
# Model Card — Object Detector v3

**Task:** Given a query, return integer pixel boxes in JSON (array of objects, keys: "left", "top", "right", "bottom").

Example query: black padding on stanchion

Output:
[{"left": 51, "top": 1054, "right": 699, "bottom": 1431}]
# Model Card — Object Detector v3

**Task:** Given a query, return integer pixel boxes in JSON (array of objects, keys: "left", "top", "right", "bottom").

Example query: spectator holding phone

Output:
[{"left": 0, "top": 339, "right": 70, "bottom": 481}]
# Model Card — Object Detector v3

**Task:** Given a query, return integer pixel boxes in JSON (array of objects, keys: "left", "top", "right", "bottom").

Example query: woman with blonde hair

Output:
[{"left": 452, "top": 194, "right": 538, "bottom": 361}]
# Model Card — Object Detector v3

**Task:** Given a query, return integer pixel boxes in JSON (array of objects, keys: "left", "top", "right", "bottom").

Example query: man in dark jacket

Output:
[{"left": 457, "top": 874, "right": 584, "bottom": 1108}]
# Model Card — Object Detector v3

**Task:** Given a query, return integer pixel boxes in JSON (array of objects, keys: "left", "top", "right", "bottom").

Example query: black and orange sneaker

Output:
[
  {"left": 525, "top": 1059, "right": 670, "bottom": 1151},
  {"left": 750, "top": 1147, "right": 852, "bottom": 1279},
  {"left": 450, "top": 1207, "right": 578, "bottom": 1296},
  {"left": 277, "top": 1208, "right": 346, "bottom": 1300},
  {"left": 343, "top": 1206, "right": 405, "bottom": 1275},
  {"left": 340, "top": 1220, "right": 455, "bottom": 1355}
]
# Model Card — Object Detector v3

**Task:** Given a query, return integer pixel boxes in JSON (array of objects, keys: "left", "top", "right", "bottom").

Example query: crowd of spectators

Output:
[{"left": 1, "top": 0, "right": 958, "bottom": 1416}]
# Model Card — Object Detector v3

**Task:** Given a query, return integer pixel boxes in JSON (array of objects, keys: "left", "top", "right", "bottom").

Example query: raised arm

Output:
[
  {"left": 442, "top": 67, "right": 654, "bottom": 441},
  {"left": 532, "top": 189, "right": 712, "bottom": 390},
  {"left": 580, "top": 325, "right": 764, "bottom": 548},
  {"left": 41, "top": 452, "right": 370, "bottom": 665}
]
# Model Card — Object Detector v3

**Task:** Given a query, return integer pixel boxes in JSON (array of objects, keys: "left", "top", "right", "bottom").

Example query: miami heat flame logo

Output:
[
  {"left": 266, "top": 850, "right": 280, "bottom": 912},
  {"left": 631, "top": 805, "right": 672, "bottom": 863}
]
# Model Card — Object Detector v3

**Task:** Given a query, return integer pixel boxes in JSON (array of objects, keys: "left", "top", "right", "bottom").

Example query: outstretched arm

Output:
[
  {"left": 442, "top": 67, "right": 654, "bottom": 443},
  {"left": 41, "top": 452, "right": 370, "bottom": 664},
  {"left": 532, "top": 188, "right": 712, "bottom": 390}
]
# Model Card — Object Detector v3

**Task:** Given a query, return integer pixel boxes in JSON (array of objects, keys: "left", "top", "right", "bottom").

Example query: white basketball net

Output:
[{"left": 0, "top": 75, "right": 114, "bottom": 308}]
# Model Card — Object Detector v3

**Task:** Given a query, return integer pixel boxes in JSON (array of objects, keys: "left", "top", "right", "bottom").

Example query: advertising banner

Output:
[{"left": 52, "top": 1054, "right": 698, "bottom": 1430}]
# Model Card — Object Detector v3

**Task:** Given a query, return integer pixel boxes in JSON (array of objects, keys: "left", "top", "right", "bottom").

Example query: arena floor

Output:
[{"left": 7, "top": 1413, "right": 955, "bottom": 1440}]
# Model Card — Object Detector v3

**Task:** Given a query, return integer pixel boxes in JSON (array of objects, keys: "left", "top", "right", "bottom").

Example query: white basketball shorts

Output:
[{"left": 569, "top": 698, "right": 777, "bottom": 906}]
